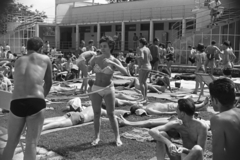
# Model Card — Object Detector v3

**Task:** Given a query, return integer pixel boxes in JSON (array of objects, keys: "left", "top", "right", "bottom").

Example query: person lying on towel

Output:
[{"left": 125, "top": 97, "right": 209, "bottom": 117}]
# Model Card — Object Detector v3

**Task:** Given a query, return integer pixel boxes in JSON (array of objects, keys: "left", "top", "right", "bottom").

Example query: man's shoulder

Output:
[{"left": 166, "top": 118, "right": 183, "bottom": 128}]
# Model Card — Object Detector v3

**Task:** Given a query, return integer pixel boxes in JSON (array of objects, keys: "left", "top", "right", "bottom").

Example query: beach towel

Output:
[{"left": 121, "top": 128, "right": 154, "bottom": 142}]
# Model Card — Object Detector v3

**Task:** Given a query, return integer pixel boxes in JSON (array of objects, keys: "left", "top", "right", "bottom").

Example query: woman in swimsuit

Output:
[
  {"left": 192, "top": 43, "right": 206, "bottom": 95},
  {"left": 165, "top": 41, "right": 175, "bottom": 77},
  {"left": 89, "top": 36, "right": 128, "bottom": 146},
  {"left": 135, "top": 38, "right": 152, "bottom": 102}
]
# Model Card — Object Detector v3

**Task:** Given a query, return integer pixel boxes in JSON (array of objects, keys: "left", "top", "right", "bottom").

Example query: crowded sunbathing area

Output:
[{"left": 0, "top": 36, "right": 240, "bottom": 160}]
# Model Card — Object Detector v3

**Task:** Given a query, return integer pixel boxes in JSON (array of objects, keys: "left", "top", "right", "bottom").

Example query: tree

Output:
[{"left": 0, "top": 0, "right": 48, "bottom": 34}]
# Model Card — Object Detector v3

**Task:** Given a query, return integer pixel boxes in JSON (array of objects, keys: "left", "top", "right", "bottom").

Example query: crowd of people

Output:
[{"left": 0, "top": 35, "right": 239, "bottom": 160}]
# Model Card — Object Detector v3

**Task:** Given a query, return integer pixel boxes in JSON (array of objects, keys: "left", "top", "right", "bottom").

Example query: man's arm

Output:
[
  {"left": 197, "top": 122, "right": 208, "bottom": 150},
  {"left": 149, "top": 120, "right": 180, "bottom": 147},
  {"left": 210, "top": 115, "right": 226, "bottom": 160},
  {"left": 43, "top": 57, "right": 53, "bottom": 97}
]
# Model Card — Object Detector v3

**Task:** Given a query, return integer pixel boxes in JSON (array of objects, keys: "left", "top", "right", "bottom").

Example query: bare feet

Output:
[
  {"left": 116, "top": 138, "right": 123, "bottom": 147},
  {"left": 91, "top": 138, "right": 100, "bottom": 146}
]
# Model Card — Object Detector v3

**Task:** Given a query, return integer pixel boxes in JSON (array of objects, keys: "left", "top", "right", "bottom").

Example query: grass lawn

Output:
[{"left": 0, "top": 98, "right": 215, "bottom": 160}]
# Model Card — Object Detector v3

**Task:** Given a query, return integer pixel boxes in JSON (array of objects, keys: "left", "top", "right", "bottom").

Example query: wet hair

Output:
[
  {"left": 223, "top": 40, "right": 230, "bottom": 47},
  {"left": 196, "top": 43, "right": 205, "bottom": 52},
  {"left": 211, "top": 40, "right": 216, "bottom": 45},
  {"left": 99, "top": 36, "right": 115, "bottom": 53},
  {"left": 177, "top": 98, "right": 195, "bottom": 116},
  {"left": 130, "top": 104, "right": 142, "bottom": 114},
  {"left": 139, "top": 38, "right": 148, "bottom": 46},
  {"left": 27, "top": 37, "right": 44, "bottom": 52},
  {"left": 209, "top": 78, "right": 235, "bottom": 107}
]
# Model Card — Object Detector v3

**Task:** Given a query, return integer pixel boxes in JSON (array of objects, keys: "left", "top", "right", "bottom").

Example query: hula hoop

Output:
[
  {"left": 53, "top": 77, "right": 92, "bottom": 85},
  {"left": 77, "top": 83, "right": 113, "bottom": 98}
]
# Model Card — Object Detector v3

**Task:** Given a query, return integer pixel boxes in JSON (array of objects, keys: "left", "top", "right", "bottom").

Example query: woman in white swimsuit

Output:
[
  {"left": 89, "top": 36, "right": 128, "bottom": 146},
  {"left": 136, "top": 38, "right": 152, "bottom": 101}
]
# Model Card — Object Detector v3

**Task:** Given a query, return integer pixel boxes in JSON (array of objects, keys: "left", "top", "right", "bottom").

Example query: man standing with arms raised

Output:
[
  {"left": 1, "top": 37, "right": 52, "bottom": 160},
  {"left": 209, "top": 78, "right": 240, "bottom": 160}
]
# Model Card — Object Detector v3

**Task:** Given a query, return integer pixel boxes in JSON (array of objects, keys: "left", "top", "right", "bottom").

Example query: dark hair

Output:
[
  {"left": 139, "top": 38, "right": 148, "bottom": 46},
  {"left": 223, "top": 40, "right": 230, "bottom": 47},
  {"left": 178, "top": 98, "right": 195, "bottom": 116},
  {"left": 153, "top": 38, "right": 159, "bottom": 43},
  {"left": 7, "top": 51, "right": 11, "bottom": 54},
  {"left": 161, "top": 44, "right": 165, "bottom": 48},
  {"left": 209, "top": 78, "right": 235, "bottom": 107},
  {"left": 223, "top": 68, "right": 232, "bottom": 76},
  {"left": 167, "top": 41, "right": 172, "bottom": 44},
  {"left": 88, "top": 79, "right": 95, "bottom": 87},
  {"left": 11, "top": 59, "right": 15, "bottom": 63},
  {"left": 130, "top": 59, "right": 135, "bottom": 63},
  {"left": 88, "top": 40, "right": 94, "bottom": 44},
  {"left": 197, "top": 43, "right": 205, "bottom": 52},
  {"left": 211, "top": 40, "right": 216, "bottom": 45},
  {"left": 99, "top": 36, "right": 115, "bottom": 53},
  {"left": 188, "top": 45, "right": 192, "bottom": 49},
  {"left": 13, "top": 53, "right": 17, "bottom": 57},
  {"left": 27, "top": 37, "right": 44, "bottom": 52}
]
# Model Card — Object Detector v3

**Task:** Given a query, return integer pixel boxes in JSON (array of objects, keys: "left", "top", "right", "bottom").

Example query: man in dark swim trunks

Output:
[{"left": 2, "top": 37, "right": 52, "bottom": 160}]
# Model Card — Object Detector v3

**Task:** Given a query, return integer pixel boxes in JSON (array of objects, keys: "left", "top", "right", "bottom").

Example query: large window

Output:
[
  {"left": 141, "top": 23, "right": 149, "bottom": 31},
  {"left": 101, "top": 25, "right": 112, "bottom": 32},
  {"left": 154, "top": 23, "right": 164, "bottom": 30}
]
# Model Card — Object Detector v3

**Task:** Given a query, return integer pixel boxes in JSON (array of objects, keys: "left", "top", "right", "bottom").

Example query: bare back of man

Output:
[
  {"left": 2, "top": 37, "right": 52, "bottom": 160},
  {"left": 211, "top": 108, "right": 240, "bottom": 160}
]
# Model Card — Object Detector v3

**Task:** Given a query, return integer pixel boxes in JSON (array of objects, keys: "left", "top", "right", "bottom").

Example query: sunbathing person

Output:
[
  {"left": 149, "top": 98, "right": 208, "bottom": 160},
  {"left": 128, "top": 97, "right": 209, "bottom": 116},
  {"left": 125, "top": 77, "right": 167, "bottom": 94},
  {"left": 42, "top": 106, "right": 130, "bottom": 131}
]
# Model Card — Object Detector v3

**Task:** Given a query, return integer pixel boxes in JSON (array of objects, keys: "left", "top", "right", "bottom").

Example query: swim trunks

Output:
[
  {"left": 10, "top": 98, "right": 46, "bottom": 117},
  {"left": 65, "top": 112, "right": 85, "bottom": 125}
]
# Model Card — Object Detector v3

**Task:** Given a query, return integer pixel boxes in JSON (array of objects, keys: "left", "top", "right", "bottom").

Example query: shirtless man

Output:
[
  {"left": 220, "top": 40, "right": 236, "bottom": 69},
  {"left": 149, "top": 98, "right": 208, "bottom": 160},
  {"left": 77, "top": 51, "right": 97, "bottom": 93},
  {"left": 1, "top": 37, "right": 52, "bottom": 160},
  {"left": 209, "top": 78, "right": 240, "bottom": 160},
  {"left": 42, "top": 106, "right": 130, "bottom": 131},
  {"left": 128, "top": 97, "right": 209, "bottom": 116},
  {"left": 205, "top": 40, "right": 221, "bottom": 75}
]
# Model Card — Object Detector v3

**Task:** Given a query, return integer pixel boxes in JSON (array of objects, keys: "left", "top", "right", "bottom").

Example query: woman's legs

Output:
[
  {"left": 42, "top": 117, "right": 73, "bottom": 131},
  {"left": 91, "top": 93, "right": 103, "bottom": 146},
  {"left": 142, "top": 70, "right": 150, "bottom": 100},
  {"left": 139, "top": 69, "right": 145, "bottom": 99},
  {"left": 80, "top": 62, "right": 88, "bottom": 93},
  {"left": 104, "top": 91, "right": 122, "bottom": 146}
]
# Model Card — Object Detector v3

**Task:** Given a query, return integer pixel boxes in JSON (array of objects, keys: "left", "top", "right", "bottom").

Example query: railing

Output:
[
  {"left": 56, "top": 4, "right": 195, "bottom": 25},
  {"left": 171, "top": 0, "right": 240, "bottom": 41}
]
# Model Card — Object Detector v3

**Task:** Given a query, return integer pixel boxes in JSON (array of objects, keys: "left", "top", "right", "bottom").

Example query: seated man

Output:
[
  {"left": 149, "top": 98, "right": 208, "bottom": 160},
  {"left": 42, "top": 106, "right": 130, "bottom": 131},
  {"left": 209, "top": 78, "right": 240, "bottom": 160},
  {"left": 129, "top": 97, "right": 209, "bottom": 116}
]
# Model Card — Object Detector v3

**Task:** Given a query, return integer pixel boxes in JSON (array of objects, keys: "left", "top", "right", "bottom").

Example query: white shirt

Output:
[{"left": 209, "top": 0, "right": 221, "bottom": 10}]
